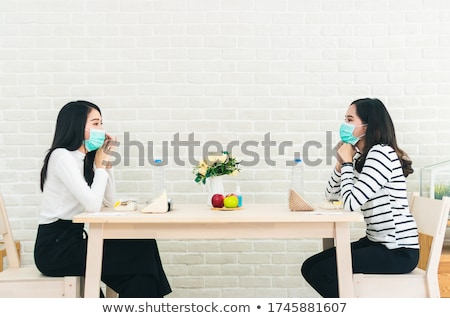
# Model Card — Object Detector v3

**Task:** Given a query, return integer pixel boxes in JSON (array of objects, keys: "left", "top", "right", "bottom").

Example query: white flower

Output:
[
  {"left": 193, "top": 151, "right": 241, "bottom": 184},
  {"left": 207, "top": 153, "right": 227, "bottom": 164}
]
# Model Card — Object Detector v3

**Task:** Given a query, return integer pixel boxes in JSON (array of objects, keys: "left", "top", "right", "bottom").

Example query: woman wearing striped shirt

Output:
[{"left": 301, "top": 98, "right": 419, "bottom": 298}]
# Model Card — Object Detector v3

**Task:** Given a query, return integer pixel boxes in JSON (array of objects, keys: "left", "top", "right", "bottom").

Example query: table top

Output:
[{"left": 73, "top": 203, "right": 363, "bottom": 224}]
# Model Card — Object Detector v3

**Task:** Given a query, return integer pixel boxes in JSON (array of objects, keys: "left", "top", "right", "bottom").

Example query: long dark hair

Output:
[
  {"left": 352, "top": 98, "right": 414, "bottom": 177},
  {"left": 40, "top": 100, "right": 102, "bottom": 191}
]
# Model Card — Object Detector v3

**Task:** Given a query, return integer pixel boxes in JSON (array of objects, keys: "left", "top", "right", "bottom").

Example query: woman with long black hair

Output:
[
  {"left": 34, "top": 100, "right": 171, "bottom": 298},
  {"left": 301, "top": 98, "right": 419, "bottom": 298}
]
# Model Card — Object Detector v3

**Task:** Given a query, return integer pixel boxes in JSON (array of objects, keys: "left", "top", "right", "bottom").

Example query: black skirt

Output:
[{"left": 34, "top": 219, "right": 171, "bottom": 297}]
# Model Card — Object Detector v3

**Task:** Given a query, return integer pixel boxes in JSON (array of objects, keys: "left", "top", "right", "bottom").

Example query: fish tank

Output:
[{"left": 420, "top": 160, "right": 450, "bottom": 200}]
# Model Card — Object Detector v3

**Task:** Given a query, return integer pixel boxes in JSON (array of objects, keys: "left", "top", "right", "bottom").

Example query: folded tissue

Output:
[{"left": 141, "top": 190, "right": 172, "bottom": 213}]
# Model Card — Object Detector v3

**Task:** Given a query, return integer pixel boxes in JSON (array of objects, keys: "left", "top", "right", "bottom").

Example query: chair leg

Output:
[
  {"left": 105, "top": 285, "right": 118, "bottom": 298},
  {"left": 0, "top": 241, "right": 20, "bottom": 272}
]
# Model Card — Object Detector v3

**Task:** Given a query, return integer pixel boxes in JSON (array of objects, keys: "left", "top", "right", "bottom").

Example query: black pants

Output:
[
  {"left": 34, "top": 219, "right": 171, "bottom": 298},
  {"left": 301, "top": 236, "right": 419, "bottom": 298}
]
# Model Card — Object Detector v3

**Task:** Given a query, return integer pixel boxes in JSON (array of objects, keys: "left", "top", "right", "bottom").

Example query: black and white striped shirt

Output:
[{"left": 326, "top": 144, "right": 419, "bottom": 250}]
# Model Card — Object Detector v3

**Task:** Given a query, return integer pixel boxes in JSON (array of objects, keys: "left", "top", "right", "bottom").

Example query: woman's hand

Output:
[
  {"left": 337, "top": 143, "right": 355, "bottom": 164},
  {"left": 95, "top": 134, "right": 117, "bottom": 169},
  {"left": 334, "top": 141, "right": 344, "bottom": 172}
]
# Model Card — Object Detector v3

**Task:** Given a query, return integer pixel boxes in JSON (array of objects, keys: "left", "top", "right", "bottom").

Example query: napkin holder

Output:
[
  {"left": 289, "top": 188, "right": 314, "bottom": 211},
  {"left": 141, "top": 190, "right": 170, "bottom": 213}
]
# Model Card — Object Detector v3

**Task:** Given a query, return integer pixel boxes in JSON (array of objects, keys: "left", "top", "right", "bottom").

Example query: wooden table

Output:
[{"left": 73, "top": 203, "right": 363, "bottom": 298}]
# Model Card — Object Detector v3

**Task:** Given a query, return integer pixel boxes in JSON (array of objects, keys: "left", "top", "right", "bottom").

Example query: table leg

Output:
[
  {"left": 84, "top": 224, "right": 104, "bottom": 298},
  {"left": 334, "top": 222, "right": 354, "bottom": 298}
]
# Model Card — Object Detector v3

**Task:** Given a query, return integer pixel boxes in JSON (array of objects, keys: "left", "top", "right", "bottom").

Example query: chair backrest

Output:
[
  {"left": 0, "top": 194, "right": 20, "bottom": 269},
  {"left": 409, "top": 194, "right": 450, "bottom": 275}
]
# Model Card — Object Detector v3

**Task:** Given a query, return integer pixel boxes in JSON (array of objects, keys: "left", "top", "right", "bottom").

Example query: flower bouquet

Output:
[{"left": 193, "top": 151, "right": 240, "bottom": 184}]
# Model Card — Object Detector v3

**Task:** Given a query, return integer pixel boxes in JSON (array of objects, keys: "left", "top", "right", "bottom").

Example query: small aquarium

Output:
[{"left": 420, "top": 160, "right": 450, "bottom": 200}]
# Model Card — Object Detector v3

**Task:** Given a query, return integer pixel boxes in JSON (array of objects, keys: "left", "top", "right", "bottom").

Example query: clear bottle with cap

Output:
[
  {"left": 153, "top": 159, "right": 165, "bottom": 196},
  {"left": 291, "top": 158, "right": 304, "bottom": 195}
]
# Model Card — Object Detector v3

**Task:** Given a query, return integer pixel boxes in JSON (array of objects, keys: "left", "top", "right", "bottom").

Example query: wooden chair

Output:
[
  {"left": 0, "top": 193, "right": 81, "bottom": 297},
  {"left": 353, "top": 194, "right": 450, "bottom": 298},
  {"left": 0, "top": 240, "right": 20, "bottom": 272}
]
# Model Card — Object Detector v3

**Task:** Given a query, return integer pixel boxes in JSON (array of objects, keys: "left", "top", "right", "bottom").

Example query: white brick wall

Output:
[{"left": 1, "top": 0, "right": 450, "bottom": 297}]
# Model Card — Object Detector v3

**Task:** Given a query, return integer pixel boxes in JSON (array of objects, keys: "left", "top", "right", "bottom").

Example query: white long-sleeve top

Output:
[
  {"left": 326, "top": 144, "right": 419, "bottom": 250},
  {"left": 39, "top": 148, "right": 116, "bottom": 224}
]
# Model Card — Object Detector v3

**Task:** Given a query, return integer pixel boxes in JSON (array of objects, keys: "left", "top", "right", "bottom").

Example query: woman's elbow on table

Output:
[{"left": 84, "top": 199, "right": 105, "bottom": 213}]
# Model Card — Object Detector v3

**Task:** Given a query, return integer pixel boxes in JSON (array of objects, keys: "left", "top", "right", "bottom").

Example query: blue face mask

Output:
[
  {"left": 84, "top": 129, "right": 105, "bottom": 152},
  {"left": 339, "top": 122, "right": 366, "bottom": 145}
]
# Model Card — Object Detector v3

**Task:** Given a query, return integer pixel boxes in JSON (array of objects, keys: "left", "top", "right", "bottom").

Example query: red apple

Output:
[{"left": 211, "top": 194, "right": 225, "bottom": 208}]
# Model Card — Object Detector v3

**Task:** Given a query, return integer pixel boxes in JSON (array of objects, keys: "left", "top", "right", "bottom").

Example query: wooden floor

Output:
[
  {"left": 440, "top": 244, "right": 450, "bottom": 297},
  {"left": 439, "top": 220, "right": 450, "bottom": 298}
]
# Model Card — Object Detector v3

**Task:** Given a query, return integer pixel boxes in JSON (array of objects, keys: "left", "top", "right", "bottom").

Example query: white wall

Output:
[{"left": 1, "top": 0, "right": 450, "bottom": 297}]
